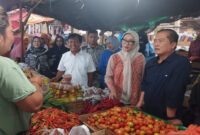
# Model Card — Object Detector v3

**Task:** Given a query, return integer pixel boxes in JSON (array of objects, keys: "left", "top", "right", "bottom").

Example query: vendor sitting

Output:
[{"left": 50, "top": 33, "right": 96, "bottom": 87}]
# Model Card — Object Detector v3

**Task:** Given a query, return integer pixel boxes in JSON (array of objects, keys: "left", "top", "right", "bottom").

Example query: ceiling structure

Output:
[
  {"left": 1, "top": 0, "right": 200, "bottom": 32},
  {"left": 7, "top": 8, "right": 54, "bottom": 31},
  {"left": 181, "top": 17, "right": 200, "bottom": 31}
]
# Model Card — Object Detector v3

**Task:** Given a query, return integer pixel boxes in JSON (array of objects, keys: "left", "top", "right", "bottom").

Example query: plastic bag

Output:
[
  {"left": 41, "top": 127, "right": 66, "bottom": 135},
  {"left": 68, "top": 125, "right": 90, "bottom": 135}
]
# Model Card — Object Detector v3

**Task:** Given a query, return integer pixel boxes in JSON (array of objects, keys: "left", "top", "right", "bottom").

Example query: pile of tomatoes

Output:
[
  {"left": 85, "top": 107, "right": 178, "bottom": 135},
  {"left": 167, "top": 124, "right": 200, "bottom": 135},
  {"left": 29, "top": 108, "right": 80, "bottom": 135}
]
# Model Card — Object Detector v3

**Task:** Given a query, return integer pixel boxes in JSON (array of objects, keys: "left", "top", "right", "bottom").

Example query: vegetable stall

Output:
[{"left": 21, "top": 68, "right": 200, "bottom": 135}]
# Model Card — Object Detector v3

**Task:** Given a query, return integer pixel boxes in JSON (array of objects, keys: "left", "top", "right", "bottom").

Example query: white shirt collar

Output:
[{"left": 69, "top": 50, "right": 82, "bottom": 56}]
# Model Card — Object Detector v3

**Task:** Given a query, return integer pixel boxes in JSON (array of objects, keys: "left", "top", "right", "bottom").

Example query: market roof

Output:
[
  {"left": 7, "top": 8, "right": 54, "bottom": 31},
  {"left": 1, "top": 0, "right": 200, "bottom": 32}
]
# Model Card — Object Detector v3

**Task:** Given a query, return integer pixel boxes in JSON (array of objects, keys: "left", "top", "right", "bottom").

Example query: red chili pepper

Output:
[{"left": 28, "top": 108, "right": 80, "bottom": 134}]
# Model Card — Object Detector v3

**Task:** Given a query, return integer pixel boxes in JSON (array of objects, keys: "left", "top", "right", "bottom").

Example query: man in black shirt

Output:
[{"left": 136, "top": 29, "right": 191, "bottom": 125}]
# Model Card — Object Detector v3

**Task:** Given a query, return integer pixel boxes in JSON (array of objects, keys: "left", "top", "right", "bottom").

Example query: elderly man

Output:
[
  {"left": 137, "top": 29, "right": 191, "bottom": 125},
  {"left": 51, "top": 33, "right": 96, "bottom": 87},
  {"left": 81, "top": 30, "right": 104, "bottom": 87}
]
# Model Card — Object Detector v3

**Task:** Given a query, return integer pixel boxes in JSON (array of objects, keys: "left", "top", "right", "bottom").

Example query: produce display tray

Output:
[
  {"left": 79, "top": 106, "right": 187, "bottom": 134},
  {"left": 79, "top": 113, "right": 99, "bottom": 131},
  {"left": 130, "top": 107, "right": 187, "bottom": 130}
]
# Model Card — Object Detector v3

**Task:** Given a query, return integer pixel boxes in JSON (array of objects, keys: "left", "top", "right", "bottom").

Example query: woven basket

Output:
[{"left": 67, "top": 100, "right": 85, "bottom": 114}]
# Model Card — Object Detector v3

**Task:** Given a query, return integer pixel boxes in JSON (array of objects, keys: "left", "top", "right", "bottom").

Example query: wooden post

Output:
[
  {"left": 99, "top": 30, "right": 105, "bottom": 46},
  {"left": 71, "top": 26, "right": 74, "bottom": 33},
  {"left": 46, "top": 23, "right": 49, "bottom": 34},
  {"left": 86, "top": 31, "right": 88, "bottom": 43},
  {"left": 19, "top": 2, "right": 24, "bottom": 62},
  {"left": 19, "top": 0, "right": 43, "bottom": 61}
]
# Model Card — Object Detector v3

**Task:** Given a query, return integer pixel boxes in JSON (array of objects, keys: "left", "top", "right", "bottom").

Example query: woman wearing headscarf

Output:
[
  {"left": 98, "top": 36, "right": 120, "bottom": 88},
  {"left": 24, "top": 36, "right": 50, "bottom": 76},
  {"left": 105, "top": 30, "right": 145, "bottom": 106},
  {"left": 41, "top": 33, "right": 50, "bottom": 49},
  {"left": 47, "top": 35, "right": 69, "bottom": 78}
]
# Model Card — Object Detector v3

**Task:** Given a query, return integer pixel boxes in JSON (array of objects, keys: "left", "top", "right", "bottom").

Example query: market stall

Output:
[{"left": 19, "top": 66, "right": 200, "bottom": 135}]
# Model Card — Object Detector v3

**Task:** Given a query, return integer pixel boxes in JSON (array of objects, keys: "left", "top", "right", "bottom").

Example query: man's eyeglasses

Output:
[{"left": 122, "top": 38, "right": 135, "bottom": 45}]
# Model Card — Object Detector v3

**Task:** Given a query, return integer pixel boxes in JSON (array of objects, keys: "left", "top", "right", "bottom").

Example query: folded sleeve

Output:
[{"left": 0, "top": 66, "right": 36, "bottom": 102}]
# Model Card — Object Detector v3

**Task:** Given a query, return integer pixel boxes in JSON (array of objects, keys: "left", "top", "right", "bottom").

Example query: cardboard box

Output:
[
  {"left": 91, "top": 129, "right": 115, "bottom": 135},
  {"left": 79, "top": 113, "right": 100, "bottom": 131}
]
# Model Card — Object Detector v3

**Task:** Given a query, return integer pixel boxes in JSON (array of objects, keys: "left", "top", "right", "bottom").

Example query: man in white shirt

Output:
[{"left": 51, "top": 33, "right": 96, "bottom": 87}]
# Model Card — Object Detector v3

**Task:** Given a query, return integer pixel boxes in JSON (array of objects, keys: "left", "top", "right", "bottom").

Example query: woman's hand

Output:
[
  {"left": 30, "top": 75, "right": 42, "bottom": 86},
  {"left": 109, "top": 90, "right": 117, "bottom": 99}
]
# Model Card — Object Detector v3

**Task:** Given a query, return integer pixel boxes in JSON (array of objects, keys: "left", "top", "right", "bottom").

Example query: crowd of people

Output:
[{"left": 0, "top": 5, "right": 196, "bottom": 135}]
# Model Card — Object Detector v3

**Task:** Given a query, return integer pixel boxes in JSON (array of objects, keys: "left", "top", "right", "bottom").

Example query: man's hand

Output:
[
  {"left": 30, "top": 75, "right": 42, "bottom": 86},
  {"left": 135, "top": 91, "right": 145, "bottom": 109},
  {"left": 50, "top": 71, "right": 64, "bottom": 82},
  {"left": 168, "top": 119, "right": 183, "bottom": 125},
  {"left": 50, "top": 77, "right": 59, "bottom": 82},
  {"left": 135, "top": 101, "right": 144, "bottom": 109}
]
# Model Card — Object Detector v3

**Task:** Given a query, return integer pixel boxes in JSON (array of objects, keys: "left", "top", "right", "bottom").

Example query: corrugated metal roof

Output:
[{"left": 1, "top": 0, "right": 200, "bottom": 31}]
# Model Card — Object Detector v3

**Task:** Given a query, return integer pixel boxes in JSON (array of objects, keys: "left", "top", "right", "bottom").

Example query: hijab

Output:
[
  {"left": 29, "top": 36, "right": 47, "bottom": 55},
  {"left": 49, "top": 35, "right": 69, "bottom": 56},
  {"left": 105, "top": 36, "right": 120, "bottom": 51},
  {"left": 118, "top": 30, "right": 142, "bottom": 104}
]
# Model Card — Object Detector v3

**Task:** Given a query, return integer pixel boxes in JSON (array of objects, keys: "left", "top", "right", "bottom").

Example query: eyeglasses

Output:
[{"left": 122, "top": 38, "right": 135, "bottom": 45}]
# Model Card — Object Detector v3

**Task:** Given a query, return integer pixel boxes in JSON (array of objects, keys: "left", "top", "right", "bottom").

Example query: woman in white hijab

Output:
[{"left": 105, "top": 30, "right": 145, "bottom": 106}]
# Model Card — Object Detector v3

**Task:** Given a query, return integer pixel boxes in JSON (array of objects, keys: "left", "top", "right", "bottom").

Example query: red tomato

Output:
[
  {"left": 127, "top": 122, "right": 134, "bottom": 128},
  {"left": 135, "top": 129, "right": 141, "bottom": 135},
  {"left": 124, "top": 126, "right": 131, "bottom": 132},
  {"left": 115, "top": 128, "right": 124, "bottom": 135}
]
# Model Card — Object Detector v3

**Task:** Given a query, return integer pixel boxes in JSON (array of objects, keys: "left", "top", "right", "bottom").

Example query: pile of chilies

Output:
[{"left": 29, "top": 108, "right": 80, "bottom": 134}]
